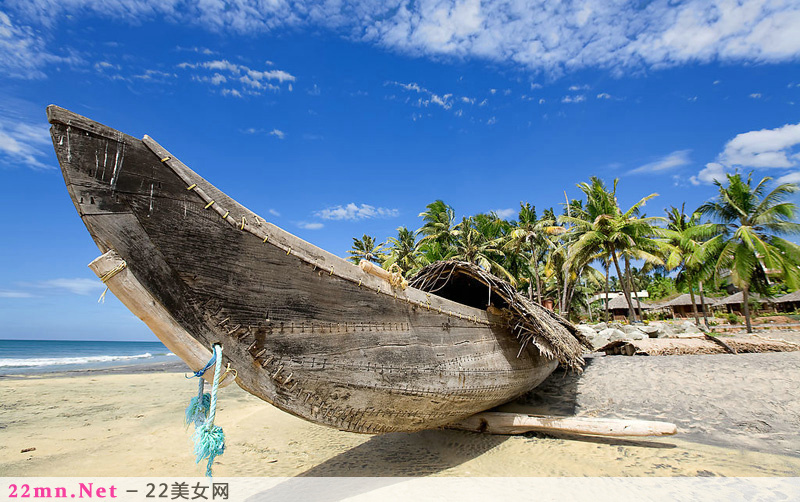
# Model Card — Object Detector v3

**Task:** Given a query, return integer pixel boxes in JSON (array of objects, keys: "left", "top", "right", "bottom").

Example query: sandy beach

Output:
[{"left": 2, "top": 338, "right": 800, "bottom": 478}]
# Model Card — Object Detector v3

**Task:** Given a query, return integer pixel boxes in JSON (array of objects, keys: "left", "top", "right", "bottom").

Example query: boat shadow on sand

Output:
[{"left": 245, "top": 358, "right": 675, "bottom": 502}]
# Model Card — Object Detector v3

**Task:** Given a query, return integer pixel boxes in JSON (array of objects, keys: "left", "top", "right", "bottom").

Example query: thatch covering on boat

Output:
[
  {"left": 600, "top": 337, "right": 800, "bottom": 356},
  {"left": 408, "top": 260, "right": 591, "bottom": 371}
]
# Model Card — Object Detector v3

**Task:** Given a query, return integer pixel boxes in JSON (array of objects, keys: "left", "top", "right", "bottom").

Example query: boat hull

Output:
[{"left": 48, "top": 106, "right": 558, "bottom": 433}]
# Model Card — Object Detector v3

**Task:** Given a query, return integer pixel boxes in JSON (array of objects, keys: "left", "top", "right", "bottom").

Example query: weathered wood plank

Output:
[
  {"left": 49, "top": 105, "right": 565, "bottom": 433},
  {"left": 450, "top": 412, "right": 678, "bottom": 437}
]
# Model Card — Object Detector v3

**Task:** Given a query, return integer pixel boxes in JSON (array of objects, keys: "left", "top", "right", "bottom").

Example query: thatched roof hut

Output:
[
  {"left": 717, "top": 291, "right": 773, "bottom": 305},
  {"left": 774, "top": 290, "right": 800, "bottom": 311},
  {"left": 663, "top": 293, "right": 715, "bottom": 307},
  {"left": 409, "top": 260, "right": 591, "bottom": 371},
  {"left": 662, "top": 293, "right": 718, "bottom": 318}
]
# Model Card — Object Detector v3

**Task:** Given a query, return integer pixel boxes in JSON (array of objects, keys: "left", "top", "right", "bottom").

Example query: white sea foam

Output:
[{"left": 0, "top": 352, "right": 154, "bottom": 368}]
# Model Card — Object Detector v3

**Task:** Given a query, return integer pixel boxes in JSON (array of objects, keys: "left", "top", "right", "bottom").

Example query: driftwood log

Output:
[
  {"left": 450, "top": 412, "right": 677, "bottom": 437},
  {"left": 601, "top": 338, "right": 800, "bottom": 356}
]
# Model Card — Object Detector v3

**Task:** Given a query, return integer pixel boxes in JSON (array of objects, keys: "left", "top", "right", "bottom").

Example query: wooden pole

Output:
[{"left": 449, "top": 412, "right": 677, "bottom": 437}]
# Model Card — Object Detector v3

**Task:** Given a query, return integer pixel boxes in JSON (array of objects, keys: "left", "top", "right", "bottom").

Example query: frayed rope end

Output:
[
  {"left": 192, "top": 422, "right": 225, "bottom": 477},
  {"left": 185, "top": 393, "right": 211, "bottom": 428}
]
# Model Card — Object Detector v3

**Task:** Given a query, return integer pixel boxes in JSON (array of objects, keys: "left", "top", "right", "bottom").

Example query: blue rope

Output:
[
  {"left": 184, "top": 377, "right": 210, "bottom": 428},
  {"left": 186, "top": 353, "right": 216, "bottom": 379},
  {"left": 191, "top": 344, "right": 225, "bottom": 477}
]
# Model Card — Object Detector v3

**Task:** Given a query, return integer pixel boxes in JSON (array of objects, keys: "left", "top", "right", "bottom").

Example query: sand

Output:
[{"left": 2, "top": 345, "right": 800, "bottom": 477}]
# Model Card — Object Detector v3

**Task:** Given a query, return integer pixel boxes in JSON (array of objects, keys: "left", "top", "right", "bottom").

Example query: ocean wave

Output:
[{"left": 0, "top": 352, "right": 154, "bottom": 368}]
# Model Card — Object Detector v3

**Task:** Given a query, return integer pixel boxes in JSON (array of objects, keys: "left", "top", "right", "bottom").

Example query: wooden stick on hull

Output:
[{"left": 450, "top": 412, "right": 677, "bottom": 437}]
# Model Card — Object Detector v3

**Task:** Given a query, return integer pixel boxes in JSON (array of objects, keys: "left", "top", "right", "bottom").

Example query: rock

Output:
[
  {"left": 589, "top": 333, "right": 610, "bottom": 350},
  {"left": 681, "top": 321, "right": 699, "bottom": 333},
  {"left": 592, "top": 322, "right": 607, "bottom": 332},
  {"left": 628, "top": 330, "right": 645, "bottom": 340},
  {"left": 657, "top": 324, "right": 676, "bottom": 338},
  {"left": 577, "top": 325, "right": 596, "bottom": 339},
  {"left": 608, "top": 322, "right": 624, "bottom": 330},
  {"left": 639, "top": 325, "right": 660, "bottom": 337},
  {"left": 601, "top": 328, "right": 628, "bottom": 343}
]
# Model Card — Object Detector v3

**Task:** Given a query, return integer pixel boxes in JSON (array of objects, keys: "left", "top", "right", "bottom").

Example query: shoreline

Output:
[{"left": 2, "top": 348, "right": 799, "bottom": 477}]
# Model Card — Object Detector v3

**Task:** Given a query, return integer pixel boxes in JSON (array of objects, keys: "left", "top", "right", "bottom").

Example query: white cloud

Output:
[
  {"left": 269, "top": 129, "right": 286, "bottom": 139},
  {"left": 0, "top": 290, "right": 34, "bottom": 298},
  {"left": 561, "top": 95, "right": 586, "bottom": 103},
  {"left": 0, "top": 11, "right": 79, "bottom": 79},
  {"left": 35, "top": 278, "right": 105, "bottom": 295},
  {"left": 0, "top": 115, "right": 52, "bottom": 170},
  {"left": 268, "top": 208, "right": 281, "bottom": 217},
  {"left": 629, "top": 150, "right": 691, "bottom": 175},
  {"left": 719, "top": 122, "right": 800, "bottom": 169},
  {"left": 692, "top": 122, "right": 800, "bottom": 184},
  {"left": 492, "top": 208, "right": 515, "bottom": 219},
  {"left": 538, "top": 98, "right": 546, "bottom": 104},
  {"left": 8, "top": 1, "right": 800, "bottom": 77},
  {"left": 386, "top": 81, "right": 454, "bottom": 110},
  {"left": 297, "top": 221, "right": 324, "bottom": 230},
  {"left": 749, "top": 93, "right": 762, "bottom": 99},
  {"left": 776, "top": 171, "right": 800, "bottom": 184},
  {"left": 568, "top": 84, "right": 589, "bottom": 91},
  {"left": 315, "top": 203, "right": 399, "bottom": 220},
  {"left": 179, "top": 59, "right": 294, "bottom": 96},
  {"left": 690, "top": 162, "right": 727, "bottom": 185},
  {"left": 596, "top": 92, "right": 612, "bottom": 99},
  {"left": 486, "top": 116, "right": 497, "bottom": 125}
]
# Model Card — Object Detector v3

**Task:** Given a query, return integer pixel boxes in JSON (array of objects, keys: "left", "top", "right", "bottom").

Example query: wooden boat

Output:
[{"left": 48, "top": 105, "right": 587, "bottom": 433}]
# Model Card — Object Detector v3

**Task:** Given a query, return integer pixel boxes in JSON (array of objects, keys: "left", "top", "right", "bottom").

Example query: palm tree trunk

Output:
[
  {"left": 624, "top": 256, "right": 642, "bottom": 321},
  {"left": 604, "top": 260, "right": 610, "bottom": 323},
  {"left": 611, "top": 251, "right": 635, "bottom": 322},
  {"left": 531, "top": 257, "right": 543, "bottom": 305},
  {"left": 742, "top": 287, "right": 753, "bottom": 333},
  {"left": 698, "top": 280, "right": 710, "bottom": 329},
  {"left": 689, "top": 288, "right": 699, "bottom": 325},
  {"left": 561, "top": 270, "right": 570, "bottom": 318}
]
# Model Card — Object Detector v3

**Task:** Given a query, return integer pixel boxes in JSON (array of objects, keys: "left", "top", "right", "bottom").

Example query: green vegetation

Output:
[{"left": 349, "top": 173, "right": 800, "bottom": 332}]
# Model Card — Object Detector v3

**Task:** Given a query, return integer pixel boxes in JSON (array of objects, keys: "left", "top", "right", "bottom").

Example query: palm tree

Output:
[
  {"left": 383, "top": 226, "right": 419, "bottom": 276},
  {"left": 450, "top": 216, "right": 515, "bottom": 282},
  {"left": 662, "top": 204, "right": 724, "bottom": 328},
  {"left": 504, "top": 203, "right": 560, "bottom": 304},
  {"left": 418, "top": 200, "right": 457, "bottom": 247},
  {"left": 561, "top": 177, "right": 665, "bottom": 321},
  {"left": 697, "top": 172, "right": 800, "bottom": 332},
  {"left": 346, "top": 234, "right": 386, "bottom": 265}
]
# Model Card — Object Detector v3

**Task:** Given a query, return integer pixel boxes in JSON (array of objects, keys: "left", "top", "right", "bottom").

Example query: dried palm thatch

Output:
[
  {"left": 408, "top": 260, "right": 591, "bottom": 371},
  {"left": 600, "top": 337, "right": 800, "bottom": 356}
]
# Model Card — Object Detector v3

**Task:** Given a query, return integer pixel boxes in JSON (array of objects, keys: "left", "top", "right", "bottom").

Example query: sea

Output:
[{"left": 0, "top": 339, "right": 177, "bottom": 375}]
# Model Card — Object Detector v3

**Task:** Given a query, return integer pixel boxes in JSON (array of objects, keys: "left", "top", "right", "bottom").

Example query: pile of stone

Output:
[{"left": 578, "top": 320, "right": 709, "bottom": 351}]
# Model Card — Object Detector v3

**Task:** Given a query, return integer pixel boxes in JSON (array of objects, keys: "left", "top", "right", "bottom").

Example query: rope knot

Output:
[{"left": 387, "top": 263, "right": 408, "bottom": 290}]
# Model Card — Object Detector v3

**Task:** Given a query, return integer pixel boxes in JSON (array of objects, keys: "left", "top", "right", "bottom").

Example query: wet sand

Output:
[{"left": 1, "top": 345, "right": 799, "bottom": 477}]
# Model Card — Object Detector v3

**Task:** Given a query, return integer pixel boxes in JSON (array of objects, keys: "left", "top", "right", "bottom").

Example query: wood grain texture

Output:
[
  {"left": 450, "top": 412, "right": 678, "bottom": 437},
  {"left": 49, "top": 105, "right": 561, "bottom": 433}
]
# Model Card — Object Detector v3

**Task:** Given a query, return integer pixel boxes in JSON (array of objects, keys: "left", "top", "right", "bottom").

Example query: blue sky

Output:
[{"left": 1, "top": 1, "right": 799, "bottom": 340}]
